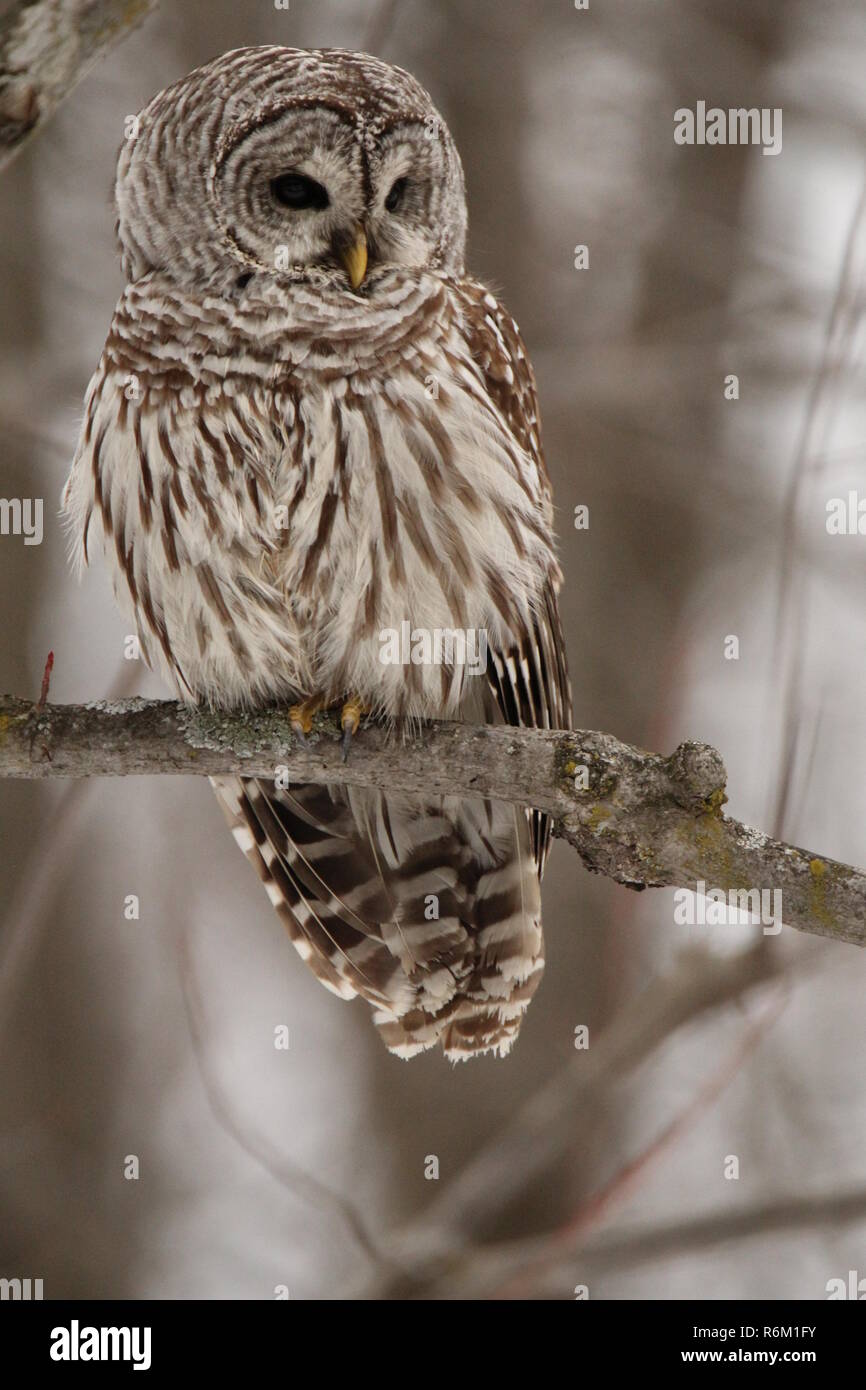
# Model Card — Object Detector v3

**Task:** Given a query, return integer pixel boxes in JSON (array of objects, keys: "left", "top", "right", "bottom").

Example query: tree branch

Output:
[
  {"left": 0, "top": 0, "right": 158, "bottom": 172},
  {"left": 1, "top": 694, "right": 862, "bottom": 946}
]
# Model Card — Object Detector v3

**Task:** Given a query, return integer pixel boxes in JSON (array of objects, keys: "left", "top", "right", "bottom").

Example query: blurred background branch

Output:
[
  {"left": 346, "top": 941, "right": 790, "bottom": 1297},
  {"left": 0, "top": 0, "right": 157, "bottom": 170}
]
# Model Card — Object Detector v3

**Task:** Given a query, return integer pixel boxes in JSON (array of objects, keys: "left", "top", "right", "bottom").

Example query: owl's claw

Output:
[
  {"left": 289, "top": 693, "right": 325, "bottom": 747},
  {"left": 340, "top": 696, "right": 368, "bottom": 762}
]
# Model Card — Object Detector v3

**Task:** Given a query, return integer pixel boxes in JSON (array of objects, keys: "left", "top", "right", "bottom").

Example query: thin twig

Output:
[
  {"left": 362, "top": 0, "right": 402, "bottom": 56},
  {"left": 175, "top": 915, "right": 395, "bottom": 1274},
  {"left": 445, "top": 1182, "right": 866, "bottom": 1299},
  {"left": 344, "top": 943, "right": 786, "bottom": 1297},
  {"left": 770, "top": 177, "right": 866, "bottom": 836},
  {"left": 492, "top": 984, "right": 789, "bottom": 1298},
  {"left": 0, "top": 667, "right": 140, "bottom": 1012}
]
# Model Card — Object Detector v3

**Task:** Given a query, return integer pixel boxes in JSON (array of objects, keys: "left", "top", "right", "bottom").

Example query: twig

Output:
[
  {"left": 443, "top": 1182, "right": 866, "bottom": 1300},
  {"left": 0, "top": 666, "right": 141, "bottom": 1011},
  {"left": 491, "top": 984, "right": 789, "bottom": 1298},
  {"left": 362, "top": 0, "right": 401, "bottom": 55},
  {"left": 345, "top": 941, "right": 786, "bottom": 1298},
  {"left": 769, "top": 178, "right": 866, "bottom": 836},
  {"left": 36, "top": 650, "right": 53, "bottom": 711},
  {"left": 0, "top": 0, "right": 158, "bottom": 172},
  {"left": 175, "top": 914, "right": 393, "bottom": 1273},
  {"left": 1, "top": 695, "right": 864, "bottom": 946}
]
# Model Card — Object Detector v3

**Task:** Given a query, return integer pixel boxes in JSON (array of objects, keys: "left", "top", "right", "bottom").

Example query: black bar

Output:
[{"left": 0, "top": 1299, "right": 858, "bottom": 1372}]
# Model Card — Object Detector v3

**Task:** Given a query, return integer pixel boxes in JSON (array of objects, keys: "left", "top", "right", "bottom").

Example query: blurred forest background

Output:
[{"left": 1, "top": 0, "right": 865, "bottom": 1299}]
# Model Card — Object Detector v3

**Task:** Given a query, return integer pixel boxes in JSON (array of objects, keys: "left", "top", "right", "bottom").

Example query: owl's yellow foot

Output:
[
  {"left": 340, "top": 695, "right": 369, "bottom": 762},
  {"left": 289, "top": 693, "right": 325, "bottom": 747}
]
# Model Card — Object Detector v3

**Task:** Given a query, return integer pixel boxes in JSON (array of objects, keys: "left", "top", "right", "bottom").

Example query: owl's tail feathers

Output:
[
  {"left": 375, "top": 835, "right": 546, "bottom": 1062},
  {"left": 211, "top": 772, "right": 544, "bottom": 1061},
  {"left": 372, "top": 953, "right": 545, "bottom": 1062}
]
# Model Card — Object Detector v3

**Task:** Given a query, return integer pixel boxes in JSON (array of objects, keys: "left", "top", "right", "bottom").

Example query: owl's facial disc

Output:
[
  {"left": 214, "top": 103, "right": 457, "bottom": 290},
  {"left": 363, "top": 122, "right": 454, "bottom": 276},
  {"left": 269, "top": 168, "right": 370, "bottom": 284},
  {"left": 214, "top": 105, "right": 366, "bottom": 281}
]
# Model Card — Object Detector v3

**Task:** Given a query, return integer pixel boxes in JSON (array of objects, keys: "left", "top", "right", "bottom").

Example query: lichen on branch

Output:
[{"left": 0, "top": 693, "right": 863, "bottom": 947}]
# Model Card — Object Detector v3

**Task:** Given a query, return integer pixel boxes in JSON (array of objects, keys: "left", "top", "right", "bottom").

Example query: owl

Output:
[{"left": 62, "top": 46, "right": 571, "bottom": 1060}]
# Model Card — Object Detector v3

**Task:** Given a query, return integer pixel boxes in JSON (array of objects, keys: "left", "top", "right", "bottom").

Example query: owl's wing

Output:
[{"left": 457, "top": 280, "right": 573, "bottom": 874}]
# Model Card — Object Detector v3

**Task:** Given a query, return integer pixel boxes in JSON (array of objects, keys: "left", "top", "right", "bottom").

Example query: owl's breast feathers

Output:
[
  {"left": 64, "top": 270, "right": 563, "bottom": 717},
  {"left": 63, "top": 268, "right": 571, "bottom": 1059}
]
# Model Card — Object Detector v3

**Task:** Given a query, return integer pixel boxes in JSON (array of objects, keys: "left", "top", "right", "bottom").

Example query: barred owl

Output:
[{"left": 62, "top": 47, "right": 571, "bottom": 1060}]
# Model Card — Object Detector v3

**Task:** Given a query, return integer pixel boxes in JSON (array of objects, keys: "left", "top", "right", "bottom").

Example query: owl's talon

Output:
[
  {"left": 340, "top": 696, "right": 368, "bottom": 762},
  {"left": 289, "top": 694, "right": 325, "bottom": 744}
]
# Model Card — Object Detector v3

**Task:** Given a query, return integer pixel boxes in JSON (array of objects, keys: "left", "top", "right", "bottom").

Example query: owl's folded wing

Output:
[{"left": 458, "top": 279, "right": 573, "bottom": 875}]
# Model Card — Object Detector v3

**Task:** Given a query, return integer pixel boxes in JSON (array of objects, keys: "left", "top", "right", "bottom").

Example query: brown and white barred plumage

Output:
[{"left": 62, "top": 47, "right": 571, "bottom": 1060}]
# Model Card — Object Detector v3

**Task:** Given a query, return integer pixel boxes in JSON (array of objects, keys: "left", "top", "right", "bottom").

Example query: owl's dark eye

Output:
[
  {"left": 270, "top": 172, "right": 330, "bottom": 211},
  {"left": 385, "top": 176, "right": 408, "bottom": 213}
]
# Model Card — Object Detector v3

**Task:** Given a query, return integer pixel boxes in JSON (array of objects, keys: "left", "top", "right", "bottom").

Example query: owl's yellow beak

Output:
[{"left": 338, "top": 228, "right": 368, "bottom": 289}]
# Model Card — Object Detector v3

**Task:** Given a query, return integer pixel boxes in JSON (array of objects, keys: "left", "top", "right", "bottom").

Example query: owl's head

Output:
[{"left": 115, "top": 46, "right": 467, "bottom": 293}]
